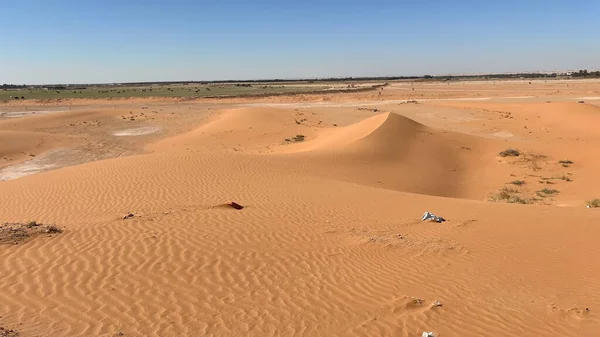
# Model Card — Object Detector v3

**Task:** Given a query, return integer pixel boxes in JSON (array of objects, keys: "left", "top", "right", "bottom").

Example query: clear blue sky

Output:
[{"left": 1, "top": 0, "right": 598, "bottom": 84}]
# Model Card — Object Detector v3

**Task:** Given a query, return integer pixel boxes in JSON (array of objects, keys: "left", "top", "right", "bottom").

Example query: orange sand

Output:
[{"left": 0, "top": 79, "right": 599, "bottom": 336}]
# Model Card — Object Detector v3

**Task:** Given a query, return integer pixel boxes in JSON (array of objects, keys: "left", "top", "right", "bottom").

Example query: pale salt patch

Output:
[
  {"left": 112, "top": 127, "right": 160, "bottom": 136},
  {"left": 0, "top": 110, "right": 66, "bottom": 118},
  {"left": 0, "top": 162, "right": 57, "bottom": 181},
  {"left": 0, "top": 148, "right": 95, "bottom": 181},
  {"left": 491, "top": 130, "right": 514, "bottom": 138}
]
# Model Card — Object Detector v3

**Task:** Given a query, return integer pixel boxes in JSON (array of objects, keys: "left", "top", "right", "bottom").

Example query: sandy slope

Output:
[
  {"left": 0, "top": 81, "right": 599, "bottom": 337},
  {"left": 0, "top": 130, "right": 67, "bottom": 168}
]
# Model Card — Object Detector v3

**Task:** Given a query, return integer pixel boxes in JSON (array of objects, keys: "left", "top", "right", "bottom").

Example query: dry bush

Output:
[
  {"left": 489, "top": 187, "right": 533, "bottom": 204},
  {"left": 587, "top": 199, "right": 600, "bottom": 208},
  {"left": 499, "top": 148, "right": 520, "bottom": 157},
  {"left": 537, "top": 188, "right": 559, "bottom": 197}
]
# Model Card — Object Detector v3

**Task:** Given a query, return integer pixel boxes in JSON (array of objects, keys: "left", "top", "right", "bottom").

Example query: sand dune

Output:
[
  {"left": 0, "top": 81, "right": 599, "bottom": 337},
  {"left": 265, "top": 111, "right": 510, "bottom": 199}
]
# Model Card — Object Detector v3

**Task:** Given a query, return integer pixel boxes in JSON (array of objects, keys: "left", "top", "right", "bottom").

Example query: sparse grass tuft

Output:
[
  {"left": 489, "top": 187, "right": 533, "bottom": 204},
  {"left": 559, "top": 159, "right": 573, "bottom": 167},
  {"left": 587, "top": 199, "right": 600, "bottom": 208},
  {"left": 499, "top": 186, "right": 519, "bottom": 197},
  {"left": 510, "top": 180, "right": 525, "bottom": 186},
  {"left": 556, "top": 174, "right": 572, "bottom": 182},
  {"left": 499, "top": 148, "right": 521, "bottom": 157},
  {"left": 518, "top": 151, "right": 547, "bottom": 171},
  {"left": 507, "top": 196, "right": 531, "bottom": 204},
  {"left": 537, "top": 188, "right": 559, "bottom": 197},
  {"left": 285, "top": 135, "right": 306, "bottom": 143}
]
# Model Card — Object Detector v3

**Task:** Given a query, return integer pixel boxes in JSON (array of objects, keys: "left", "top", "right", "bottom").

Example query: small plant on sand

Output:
[
  {"left": 412, "top": 297, "right": 424, "bottom": 305},
  {"left": 510, "top": 180, "right": 525, "bottom": 186},
  {"left": 519, "top": 152, "right": 547, "bottom": 172},
  {"left": 587, "top": 199, "right": 600, "bottom": 208},
  {"left": 489, "top": 187, "right": 532, "bottom": 204},
  {"left": 45, "top": 224, "right": 63, "bottom": 234},
  {"left": 499, "top": 148, "right": 521, "bottom": 157},
  {"left": 509, "top": 196, "right": 531, "bottom": 204},
  {"left": 537, "top": 188, "right": 559, "bottom": 197},
  {"left": 556, "top": 174, "right": 572, "bottom": 182},
  {"left": 284, "top": 135, "right": 305, "bottom": 143},
  {"left": 559, "top": 159, "right": 573, "bottom": 167},
  {"left": 498, "top": 186, "right": 519, "bottom": 197}
]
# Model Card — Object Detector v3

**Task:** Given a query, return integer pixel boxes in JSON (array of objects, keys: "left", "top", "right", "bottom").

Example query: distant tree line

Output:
[
  {"left": 1, "top": 84, "right": 26, "bottom": 89},
  {"left": 423, "top": 73, "right": 561, "bottom": 80},
  {"left": 571, "top": 69, "right": 600, "bottom": 77},
  {"left": 4, "top": 70, "right": 599, "bottom": 89}
]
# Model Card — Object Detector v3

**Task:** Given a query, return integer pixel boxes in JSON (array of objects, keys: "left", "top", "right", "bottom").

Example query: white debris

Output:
[
  {"left": 422, "top": 212, "right": 446, "bottom": 223},
  {"left": 422, "top": 332, "right": 437, "bottom": 337}
]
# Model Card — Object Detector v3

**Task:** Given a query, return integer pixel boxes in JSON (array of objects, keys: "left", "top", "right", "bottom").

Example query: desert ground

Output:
[{"left": 1, "top": 79, "right": 599, "bottom": 337}]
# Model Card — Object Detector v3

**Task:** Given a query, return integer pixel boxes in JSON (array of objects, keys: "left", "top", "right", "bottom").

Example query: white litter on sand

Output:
[{"left": 112, "top": 127, "right": 160, "bottom": 136}]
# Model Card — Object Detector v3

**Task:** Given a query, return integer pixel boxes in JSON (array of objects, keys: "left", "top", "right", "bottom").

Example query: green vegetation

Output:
[
  {"left": 571, "top": 69, "right": 600, "bottom": 78},
  {"left": 587, "top": 199, "right": 600, "bottom": 208},
  {"left": 499, "top": 148, "right": 521, "bottom": 157},
  {"left": 0, "top": 84, "right": 330, "bottom": 101},
  {"left": 510, "top": 180, "right": 525, "bottom": 186}
]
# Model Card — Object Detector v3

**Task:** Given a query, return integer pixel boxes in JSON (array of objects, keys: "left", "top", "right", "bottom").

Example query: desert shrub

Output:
[
  {"left": 537, "top": 188, "right": 559, "bottom": 197},
  {"left": 489, "top": 187, "right": 532, "bottom": 204},
  {"left": 556, "top": 174, "right": 572, "bottom": 182},
  {"left": 499, "top": 148, "right": 520, "bottom": 157},
  {"left": 45, "top": 224, "right": 63, "bottom": 233},
  {"left": 292, "top": 135, "right": 305, "bottom": 142},
  {"left": 587, "top": 199, "right": 600, "bottom": 208}
]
